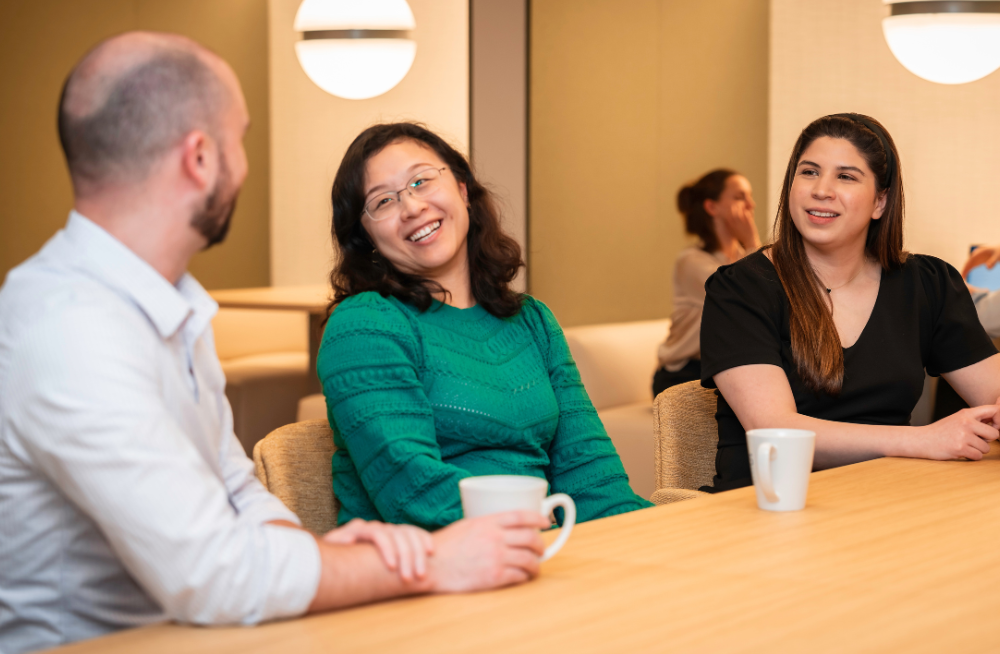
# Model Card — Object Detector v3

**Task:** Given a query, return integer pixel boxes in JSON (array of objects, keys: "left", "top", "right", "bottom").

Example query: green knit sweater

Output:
[{"left": 317, "top": 292, "right": 653, "bottom": 530}]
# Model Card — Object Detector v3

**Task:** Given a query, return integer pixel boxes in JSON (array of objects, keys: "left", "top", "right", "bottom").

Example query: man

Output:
[{"left": 0, "top": 32, "right": 547, "bottom": 654}]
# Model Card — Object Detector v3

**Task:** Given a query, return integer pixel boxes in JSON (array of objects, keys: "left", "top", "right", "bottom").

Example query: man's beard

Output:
[{"left": 191, "top": 152, "right": 239, "bottom": 249}]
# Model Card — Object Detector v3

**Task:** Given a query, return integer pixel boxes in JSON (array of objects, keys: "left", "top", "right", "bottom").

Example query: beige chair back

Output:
[
  {"left": 650, "top": 381, "right": 719, "bottom": 505},
  {"left": 563, "top": 319, "right": 670, "bottom": 411},
  {"left": 253, "top": 420, "right": 339, "bottom": 534}
]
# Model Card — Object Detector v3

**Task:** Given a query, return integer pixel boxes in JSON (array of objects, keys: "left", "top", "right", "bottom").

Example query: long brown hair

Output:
[
  {"left": 770, "top": 114, "right": 906, "bottom": 394},
  {"left": 327, "top": 122, "right": 524, "bottom": 318},
  {"left": 677, "top": 169, "right": 737, "bottom": 252}
]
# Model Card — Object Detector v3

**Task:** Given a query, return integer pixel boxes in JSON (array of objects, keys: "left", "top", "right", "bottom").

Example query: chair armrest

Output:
[{"left": 650, "top": 487, "right": 711, "bottom": 506}]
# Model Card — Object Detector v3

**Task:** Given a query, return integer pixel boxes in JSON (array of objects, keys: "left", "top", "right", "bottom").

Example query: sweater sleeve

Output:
[
  {"left": 317, "top": 294, "right": 468, "bottom": 531},
  {"left": 522, "top": 298, "right": 654, "bottom": 519}
]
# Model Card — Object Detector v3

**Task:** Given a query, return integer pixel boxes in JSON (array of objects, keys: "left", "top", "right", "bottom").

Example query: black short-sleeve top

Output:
[{"left": 700, "top": 251, "right": 997, "bottom": 491}]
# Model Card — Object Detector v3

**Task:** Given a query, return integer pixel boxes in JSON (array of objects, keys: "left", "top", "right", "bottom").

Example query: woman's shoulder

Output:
[
  {"left": 517, "top": 294, "right": 559, "bottom": 328},
  {"left": 706, "top": 249, "right": 783, "bottom": 298},
  {"left": 896, "top": 253, "right": 965, "bottom": 294},
  {"left": 675, "top": 246, "right": 726, "bottom": 273},
  {"left": 900, "top": 252, "right": 959, "bottom": 277},
  {"left": 326, "top": 291, "right": 416, "bottom": 335}
]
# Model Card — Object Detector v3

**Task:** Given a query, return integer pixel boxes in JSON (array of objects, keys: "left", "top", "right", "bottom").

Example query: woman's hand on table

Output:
[
  {"left": 906, "top": 405, "right": 1000, "bottom": 461},
  {"left": 322, "top": 519, "right": 434, "bottom": 583},
  {"left": 428, "top": 511, "right": 549, "bottom": 593}
]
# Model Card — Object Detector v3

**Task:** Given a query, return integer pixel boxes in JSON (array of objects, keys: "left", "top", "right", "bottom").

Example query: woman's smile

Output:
[
  {"left": 804, "top": 208, "right": 840, "bottom": 225},
  {"left": 406, "top": 219, "right": 442, "bottom": 243}
]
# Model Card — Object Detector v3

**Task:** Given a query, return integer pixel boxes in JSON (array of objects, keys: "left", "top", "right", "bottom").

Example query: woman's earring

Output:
[{"left": 371, "top": 248, "right": 380, "bottom": 264}]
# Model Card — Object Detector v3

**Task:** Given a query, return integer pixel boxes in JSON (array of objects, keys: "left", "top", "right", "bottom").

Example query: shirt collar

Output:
[{"left": 64, "top": 211, "right": 218, "bottom": 340}]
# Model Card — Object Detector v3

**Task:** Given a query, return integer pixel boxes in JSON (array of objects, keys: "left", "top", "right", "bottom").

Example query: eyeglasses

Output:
[{"left": 363, "top": 167, "right": 449, "bottom": 222}]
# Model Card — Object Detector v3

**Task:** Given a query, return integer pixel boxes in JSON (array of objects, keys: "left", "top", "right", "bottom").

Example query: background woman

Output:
[
  {"left": 700, "top": 113, "right": 1000, "bottom": 491},
  {"left": 653, "top": 170, "right": 761, "bottom": 397},
  {"left": 318, "top": 122, "right": 652, "bottom": 530}
]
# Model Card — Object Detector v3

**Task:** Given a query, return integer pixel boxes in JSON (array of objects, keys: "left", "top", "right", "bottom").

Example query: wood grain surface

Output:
[{"left": 45, "top": 446, "right": 1000, "bottom": 653}]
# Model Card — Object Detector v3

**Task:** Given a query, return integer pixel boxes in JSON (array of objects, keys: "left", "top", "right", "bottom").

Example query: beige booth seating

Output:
[
  {"left": 213, "top": 308, "right": 312, "bottom": 455},
  {"left": 296, "top": 318, "right": 670, "bottom": 500},
  {"left": 562, "top": 319, "right": 670, "bottom": 501}
]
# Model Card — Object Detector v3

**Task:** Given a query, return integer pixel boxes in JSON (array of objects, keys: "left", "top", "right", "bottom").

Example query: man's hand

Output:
[
  {"left": 427, "top": 511, "right": 549, "bottom": 593},
  {"left": 322, "top": 519, "right": 433, "bottom": 583},
  {"left": 961, "top": 245, "right": 1000, "bottom": 279}
]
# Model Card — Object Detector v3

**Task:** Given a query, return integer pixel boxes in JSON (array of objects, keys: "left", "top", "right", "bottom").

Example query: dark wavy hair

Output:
[
  {"left": 676, "top": 169, "right": 737, "bottom": 252},
  {"left": 770, "top": 113, "right": 906, "bottom": 395},
  {"left": 328, "top": 122, "right": 525, "bottom": 318}
]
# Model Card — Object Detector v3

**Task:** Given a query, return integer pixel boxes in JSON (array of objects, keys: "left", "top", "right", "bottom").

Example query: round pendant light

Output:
[
  {"left": 294, "top": 0, "right": 417, "bottom": 100},
  {"left": 882, "top": 1, "right": 1000, "bottom": 84}
]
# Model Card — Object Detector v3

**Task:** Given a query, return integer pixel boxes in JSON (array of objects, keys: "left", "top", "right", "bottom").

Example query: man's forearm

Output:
[{"left": 307, "top": 540, "right": 430, "bottom": 613}]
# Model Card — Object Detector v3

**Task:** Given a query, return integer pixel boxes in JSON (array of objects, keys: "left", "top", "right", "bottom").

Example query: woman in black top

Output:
[{"left": 700, "top": 114, "right": 1000, "bottom": 491}]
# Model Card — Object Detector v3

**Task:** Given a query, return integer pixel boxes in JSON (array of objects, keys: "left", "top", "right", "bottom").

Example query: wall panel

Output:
[{"left": 530, "top": 0, "right": 769, "bottom": 327}]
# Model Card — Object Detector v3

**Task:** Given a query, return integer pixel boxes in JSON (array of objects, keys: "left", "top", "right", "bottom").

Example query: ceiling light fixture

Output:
[
  {"left": 882, "top": 0, "right": 1000, "bottom": 84},
  {"left": 293, "top": 0, "right": 417, "bottom": 100}
]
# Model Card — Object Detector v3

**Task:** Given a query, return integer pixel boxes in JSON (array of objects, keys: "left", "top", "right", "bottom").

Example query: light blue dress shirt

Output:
[{"left": 0, "top": 212, "right": 321, "bottom": 654}]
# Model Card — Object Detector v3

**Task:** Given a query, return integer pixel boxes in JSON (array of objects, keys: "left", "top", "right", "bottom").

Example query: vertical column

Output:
[{"left": 469, "top": 0, "right": 529, "bottom": 291}]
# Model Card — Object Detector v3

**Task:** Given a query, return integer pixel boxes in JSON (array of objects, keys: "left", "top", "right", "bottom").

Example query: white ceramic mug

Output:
[
  {"left": 459, "top": 475, "right": 576, "bottom": 562},
  {"left": 746, "top": 429, "right": 816, "bottom": 512}
]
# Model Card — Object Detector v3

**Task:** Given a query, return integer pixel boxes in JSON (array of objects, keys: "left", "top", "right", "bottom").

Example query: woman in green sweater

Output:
[{"left": 318, "top": 122, "right": 652, "bottom": 531}]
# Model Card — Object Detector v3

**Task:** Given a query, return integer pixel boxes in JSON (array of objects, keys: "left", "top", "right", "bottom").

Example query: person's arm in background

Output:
[
  {"left": 522, "top": 298, "right": 654, "bottom": 520},
  {"left": 318, "top": 295, "right": 471, "bottom": 530},
  {"left": 960, "top": 245, "right": 1000, "bottom": 338},
  {"left": 722, "top": 200, "right": 762, "bottom": 253}
]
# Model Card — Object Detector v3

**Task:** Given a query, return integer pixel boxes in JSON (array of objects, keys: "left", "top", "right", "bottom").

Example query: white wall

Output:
[
  {"left": 770, "top": 0, "right": 1000, "bottom": 267},
  {"left": 268, "top": 0, "right": 469, "bottom": 286}
]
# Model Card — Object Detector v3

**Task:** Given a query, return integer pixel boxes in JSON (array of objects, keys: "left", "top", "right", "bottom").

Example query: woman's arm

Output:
[
  {"left": 715, "top": 364, "right": 1000, "bottom": 469},
  {"left": 942, "top": 353, "right": 1000, "bottom": 408},
  {"left": 525, "top": 299, "right": 653, "bottom": 516}
]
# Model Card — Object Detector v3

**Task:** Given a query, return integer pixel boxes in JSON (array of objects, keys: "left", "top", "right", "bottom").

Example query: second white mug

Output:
[
  {"left": 459, "top": 475, "right": 576, "bottom": 561},
  {"left": 746, "top": 428, "right": 816, "bottom": 512}
]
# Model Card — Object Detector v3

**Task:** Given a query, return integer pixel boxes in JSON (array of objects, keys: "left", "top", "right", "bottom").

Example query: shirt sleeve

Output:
[
  {"left": 9, "top": 300, "right": 320, "bottom": 626},
  {"left": 318, "top": 295, "right": 470, "bottom": 531},
  {"left": 916, "top": 255, "right": 998, "bottom": 375},
  {"left": 522, "top": 298, "right": 653, "bottom": 520},
  {"left": 700, "top": 255, "right": 786, "bottom": 388}
]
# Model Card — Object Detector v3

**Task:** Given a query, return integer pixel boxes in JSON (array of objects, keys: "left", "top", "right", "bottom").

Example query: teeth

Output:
[
  {"left": 408, "top": 221, "right": 441, "bottom": 242},
  {"left": 808, "top": 211, "right": 838, "bottom": 218}
]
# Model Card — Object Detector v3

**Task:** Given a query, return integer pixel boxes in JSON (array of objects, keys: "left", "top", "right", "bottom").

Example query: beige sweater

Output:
[{"left": 657, "top": 247, "right": 734, "bottom": 371}]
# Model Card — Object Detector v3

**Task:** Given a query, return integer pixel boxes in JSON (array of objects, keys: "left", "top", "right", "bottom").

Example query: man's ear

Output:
[
  {"left": 871, "top": 190, "right": 888, "bottom": 221},
  {"left": 180, "top": 130, "right": 214, "bottom": 190}
]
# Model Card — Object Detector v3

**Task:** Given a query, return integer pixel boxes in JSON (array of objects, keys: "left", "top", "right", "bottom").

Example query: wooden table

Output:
[
  {"left": 47, "top": 447, "right": 1000, "bottom": 653},
  {"left": 210, "top": 285, "right": 331, "bottom": 394}
]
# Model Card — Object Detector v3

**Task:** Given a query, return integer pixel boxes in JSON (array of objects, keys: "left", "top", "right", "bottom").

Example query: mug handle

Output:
[
  {"left": 755, "top": 442, "right": 780, "bottom": 503},
  {"left": 539, "top": 493, "right": 576, "bottom": 562}
]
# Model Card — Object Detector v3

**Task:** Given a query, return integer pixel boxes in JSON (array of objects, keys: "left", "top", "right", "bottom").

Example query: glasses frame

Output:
[{"left": 362, "top": 166, "right": 450, "bottom": 222}]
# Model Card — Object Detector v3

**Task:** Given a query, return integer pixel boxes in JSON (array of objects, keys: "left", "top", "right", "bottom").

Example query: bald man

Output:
[{"left": 0, "top": 32, "right": 547, "bottom": 654}]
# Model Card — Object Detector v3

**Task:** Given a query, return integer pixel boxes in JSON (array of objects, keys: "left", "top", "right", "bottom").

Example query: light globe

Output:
[
  {"left": 882, "top": 1, "right": 1000, "bottom": 85},
  {"left": 293, "top": 0, "right": 417, "bottom": 100}
]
